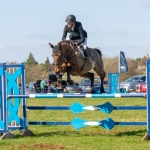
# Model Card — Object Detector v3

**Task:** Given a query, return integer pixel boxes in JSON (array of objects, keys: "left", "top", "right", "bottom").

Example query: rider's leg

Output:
[
  {"left": 77, "top": 46, "right": 84, "bottom": 56},
  {"left": 66, "top": 38, "right": 71, "bottom": 41},
  {"left": 83, "top": 38, "right": 88, "bottom": 57},
  {"left": 83, "top": 38, "right": 87, "bottom": 50},
  {"left": 77, "top": 38, "right": 87, "bottom": 57},
  {"left": 83, "top": 38, "right": 96, "bottom": 69}
]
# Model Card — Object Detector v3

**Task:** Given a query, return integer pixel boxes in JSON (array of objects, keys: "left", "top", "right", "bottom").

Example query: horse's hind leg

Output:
[
  {"left": 80, "top": 72, "right": 94, "bottom": 93},
  {"left": 94, "top": 68, "right": 106, "bottom": 93},
  {"left": 100, "top": 71, "right": 106, "bottom": 93}
]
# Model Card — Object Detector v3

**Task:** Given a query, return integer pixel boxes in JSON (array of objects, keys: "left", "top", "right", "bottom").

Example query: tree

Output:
[
  {"left": 25, "top": 65, "right": 47, "bottom": 83},
  {"left": 43, "top": 57, "right": 51, "bottom": 72},
  {"left": 25, "top": 53, "right": 38, "bottom": 65}
]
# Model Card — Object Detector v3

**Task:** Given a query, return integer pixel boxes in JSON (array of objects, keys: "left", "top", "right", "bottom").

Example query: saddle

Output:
[
  {"left": 75, "top": 44, "right": 92, "bottom": 59},
  {"left": 70, "top": 42, "right": 88, "bottom": 58},
  {"left": 70, "top": 41, "right": 96, "bottom": 70},
  {"left": 77, "top": 45, "right": 96, "bottom": 69}
]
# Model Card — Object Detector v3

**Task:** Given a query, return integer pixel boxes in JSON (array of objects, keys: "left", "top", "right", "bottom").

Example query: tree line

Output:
[{"left": 22, "top": 53, "right": 150, "bottom": 83}]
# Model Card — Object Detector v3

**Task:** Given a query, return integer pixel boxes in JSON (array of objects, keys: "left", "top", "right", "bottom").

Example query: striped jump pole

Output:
[
  {"left": 8, "top": 93, "right": 146, "bottom": 99},
  {"left": 26, "top": 101, "right": 146, "bottom": 114}
]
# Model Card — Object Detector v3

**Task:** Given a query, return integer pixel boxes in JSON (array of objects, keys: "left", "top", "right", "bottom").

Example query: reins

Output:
[{"left": 61, "top": 42, "right": 76, "bottom": 62}]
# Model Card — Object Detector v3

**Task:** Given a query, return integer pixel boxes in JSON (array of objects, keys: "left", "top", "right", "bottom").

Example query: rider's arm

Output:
[
  {"left": 77, "top": 26, "right": 85, "bottom": 46},
  {"left": 62, "top": 25, "right": 68, "bottom": 41}
]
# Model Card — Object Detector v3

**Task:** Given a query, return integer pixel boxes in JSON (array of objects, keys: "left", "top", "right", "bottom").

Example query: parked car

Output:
[
  {"left": 136, "top": 82, "right": 147, "bottom": 93},
  {"left": 65, "top": 84, "right": 82, "bottom": 93},
  {"left": 26, "top": 82, "right": 36, "bottom": 93},
  {"left": 120, "top": 75, "right": 146, "bottom": 92},
  {"left": 78, "top": 77, "right": 107, "bottom": 93}
]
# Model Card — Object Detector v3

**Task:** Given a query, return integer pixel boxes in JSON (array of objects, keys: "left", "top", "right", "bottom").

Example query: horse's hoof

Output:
[
  {"left": 91, "top": 90, "right": 96, "bottom": 93},
  {"left": 101, "top": 90, "right": 106, "bottom": 93},
  {"left": 67, "top": 80, "right": 74, "bottom": 85}
]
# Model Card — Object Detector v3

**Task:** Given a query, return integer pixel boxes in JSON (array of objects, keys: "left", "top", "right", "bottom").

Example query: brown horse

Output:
[{"left": 49, "top": 41, "right": 105, "bottom": 93}]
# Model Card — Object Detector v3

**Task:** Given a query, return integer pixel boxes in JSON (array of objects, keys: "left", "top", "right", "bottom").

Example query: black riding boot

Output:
[{"left": 84, "top": 50, "right": 88, "bottom": 58}]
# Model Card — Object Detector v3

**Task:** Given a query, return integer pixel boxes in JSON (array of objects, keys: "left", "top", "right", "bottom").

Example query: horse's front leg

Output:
[
  {"left": 67, "top": 66, "right": 72, "bottom": 84},
  {"left": 61, "top": 63, "right": 67, "bottom": 73}
]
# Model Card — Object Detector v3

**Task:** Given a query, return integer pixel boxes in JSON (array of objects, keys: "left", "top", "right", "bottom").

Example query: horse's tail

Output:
[{"left": 95, "top": 48, "right": 102, "bottom": 56}]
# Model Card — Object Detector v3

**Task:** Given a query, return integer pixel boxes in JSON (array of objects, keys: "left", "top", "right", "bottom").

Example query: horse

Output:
[{"left": 49, "top": 41, "right": 106, "bottom": 93}]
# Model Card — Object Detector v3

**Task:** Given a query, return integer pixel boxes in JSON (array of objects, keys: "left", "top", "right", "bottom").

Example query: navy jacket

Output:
[{"left": 62, "top": 21, "right": 87, "bottom": 45}]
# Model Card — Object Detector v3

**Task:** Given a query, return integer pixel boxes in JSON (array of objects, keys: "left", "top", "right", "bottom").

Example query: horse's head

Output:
[{"left": 49, "top": 42, "right": 64, "bottom": 76}]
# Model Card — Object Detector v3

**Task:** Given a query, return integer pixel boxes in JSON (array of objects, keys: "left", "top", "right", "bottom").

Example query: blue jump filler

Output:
[
  {"left": 71, "top": 117, "right": 115, "bottom": 130},
  {"left": 70, "top": 102, "right": 114, "bottom": 114}
]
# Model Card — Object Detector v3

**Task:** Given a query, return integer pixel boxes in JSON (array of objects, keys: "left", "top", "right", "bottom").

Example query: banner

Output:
[{"left": 119, "top": 51, "right": 128, "bottom": 73}]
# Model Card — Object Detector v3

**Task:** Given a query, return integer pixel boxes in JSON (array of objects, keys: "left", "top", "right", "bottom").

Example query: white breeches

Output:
[{"left": 81, "top": 38, "right": 87, "bottom": 49}]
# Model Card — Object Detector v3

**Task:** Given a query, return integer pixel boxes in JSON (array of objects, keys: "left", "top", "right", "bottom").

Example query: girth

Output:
[{"left": 80, "top": 57, "right": 87, "bottom": 72}]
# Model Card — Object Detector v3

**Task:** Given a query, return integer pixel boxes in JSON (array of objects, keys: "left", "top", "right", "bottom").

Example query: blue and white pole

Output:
[
  {"left": 70, "top": 102, "right": 114, "bottom": 114},
  {"left": 71, "top": 117, "right": 115, "bottom": 130},
  {"left": 7, "top": 93, "right": 146, "bottom": 99}
]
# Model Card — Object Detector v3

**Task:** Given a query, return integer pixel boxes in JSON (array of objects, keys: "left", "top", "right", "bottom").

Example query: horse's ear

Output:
[{"left": 49, "top": 43, "right": 54, "bottom": 48}]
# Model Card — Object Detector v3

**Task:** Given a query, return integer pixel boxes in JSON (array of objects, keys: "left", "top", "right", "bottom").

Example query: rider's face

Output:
[{"left": 67, "top": 22, "right": 73, "bottom": 27}]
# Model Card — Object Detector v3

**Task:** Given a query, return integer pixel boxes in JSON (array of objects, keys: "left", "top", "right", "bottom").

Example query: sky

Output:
[{"left": 0, "top": 0, "right": 150, "bottom": 64}]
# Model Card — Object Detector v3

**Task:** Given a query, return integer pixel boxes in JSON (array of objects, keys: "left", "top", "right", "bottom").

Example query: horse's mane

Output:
[{"left": 57, "top": 41, "right": 70, "bottom": 46}]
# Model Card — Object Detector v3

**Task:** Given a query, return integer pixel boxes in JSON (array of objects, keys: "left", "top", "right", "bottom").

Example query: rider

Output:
[{"left": 62, "top": 15, "right": 95, "bottom": 68}]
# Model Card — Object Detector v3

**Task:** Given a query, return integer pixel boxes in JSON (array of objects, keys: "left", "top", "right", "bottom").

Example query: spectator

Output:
[
  {"left": 61, "top": 80, "right": 68, "bottom": 93},
  {"left": 63, "top": 87, "right": 68, "bottom": 93},
  {"left": 46, "top": 78, "right": 49, "bottom": 85},
  {"left": 57, "top": 78, "right": 62, "bottom": 88},
  {"left": 56, "top": 78, "right": 63, "bottom": 93},
  {"left": 40, "top": 78, "right": 47, "bottom": 93},
  {"left": 47, "top": 80, "right": 55, "bottom": 93}
]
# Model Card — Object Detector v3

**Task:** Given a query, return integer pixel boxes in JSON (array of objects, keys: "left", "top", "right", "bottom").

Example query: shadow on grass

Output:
[
  {"left": 14, "top": 130, "right": 106, "bottom": 139},
  {"left": 14, "top": 129, "right": 146, "bottom": 139},
  {"left": 114, "top": 129, "right": 147, "bottom": 137},
  {"left": 33, "top": 131, "right": 89, "bottom": 137}
]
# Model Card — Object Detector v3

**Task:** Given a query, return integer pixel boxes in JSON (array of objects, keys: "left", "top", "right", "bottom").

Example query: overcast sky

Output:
[{"left": 0, "top": 0, "right": 150, "bottom": 63}]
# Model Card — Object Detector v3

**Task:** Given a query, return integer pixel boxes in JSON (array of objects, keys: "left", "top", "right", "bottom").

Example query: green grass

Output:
[{"left": 0, "top": 97, "right": 149, "bottom": 150}]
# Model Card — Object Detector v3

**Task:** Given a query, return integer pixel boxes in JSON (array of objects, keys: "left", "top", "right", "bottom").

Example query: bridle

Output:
[{"left": 53, "top": 42, "right": 76, "bottom": 66}]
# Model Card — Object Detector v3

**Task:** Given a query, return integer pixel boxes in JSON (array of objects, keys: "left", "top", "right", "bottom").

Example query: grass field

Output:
[{"left": 0, "top": 97, "right": 150, "bottom": 150}]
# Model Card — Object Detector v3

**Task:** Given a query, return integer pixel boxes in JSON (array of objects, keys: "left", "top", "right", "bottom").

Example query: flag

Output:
[{"left": 119, "top": 51, "right": 128, "bottom": 73}]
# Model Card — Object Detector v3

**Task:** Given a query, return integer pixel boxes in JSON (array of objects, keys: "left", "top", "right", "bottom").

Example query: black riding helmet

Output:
[{"left": 65, "top": 15, "right": 76, "bottom": 22}]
